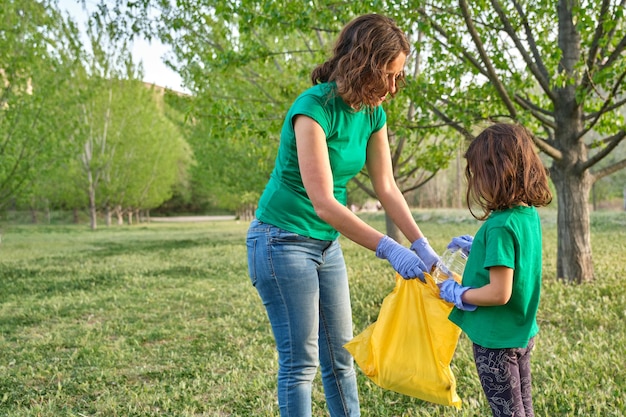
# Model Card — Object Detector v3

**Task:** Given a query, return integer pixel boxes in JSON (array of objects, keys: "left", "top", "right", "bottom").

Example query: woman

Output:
[{"left": 246, "top": 14, "right": 438, "bottom": 416}]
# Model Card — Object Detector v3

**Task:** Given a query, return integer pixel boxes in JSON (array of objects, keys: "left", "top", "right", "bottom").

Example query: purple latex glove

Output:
[
  {"left": 447, "top": 235, "right": 474, "bottom": 255},
  {"left": 410, "top": 237, "right": 440, "bottom": 272},
  {"left": 376, "top": 235, "right": 427, "bottom": 282},
  {"left": 439, "top": 278, "right": 477, "bottom": 311}
]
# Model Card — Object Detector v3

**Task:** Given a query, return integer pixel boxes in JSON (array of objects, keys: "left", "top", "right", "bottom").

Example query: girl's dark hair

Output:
[
  {"left": 465, "top": 123, "right": 553, "bottom": 220},
  {"left": 311, "top": 14, "right": 410, "bottom": 109}
]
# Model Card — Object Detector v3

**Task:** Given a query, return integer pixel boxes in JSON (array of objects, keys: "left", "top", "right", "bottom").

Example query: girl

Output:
[{"left": 440, "top": 123, "right": 553, "bottom": 417}]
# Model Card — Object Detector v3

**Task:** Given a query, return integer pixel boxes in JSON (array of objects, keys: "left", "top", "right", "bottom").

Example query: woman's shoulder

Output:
[
  {"left": 291, "top": 82, "right": 353, "bottom": 116},
  {"left": 289, "top": 83, "right": 329, "bottom": 110},
  {"left": 297, "top": 82, "right": 334, "bottom": 99}
]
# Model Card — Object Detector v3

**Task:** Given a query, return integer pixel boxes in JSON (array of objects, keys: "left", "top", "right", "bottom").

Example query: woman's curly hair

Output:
[
  {"left": 311, "top": 14, "right": 410, "bottom": 110},
  {"left": 465, "top": 123, "right": 553, "bottom": 220}
]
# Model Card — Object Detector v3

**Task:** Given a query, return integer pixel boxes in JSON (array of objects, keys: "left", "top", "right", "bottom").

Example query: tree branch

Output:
[
  {"left": 511, "top": 0, "right": 552, "bottom": 84},
  {"left": 600, "top": 33, "right": 626, "bottom": 69},
  {"left": 0, "top": 87, "right": 18, "bottom": 155},
  {"left": 458, "top": 0, "right": 517, "bottom": 116},
  {"left": 400, "top": 171, "right": 438, "bottom": 194},
  {"left": 426, "top": 101, "right": 474, "bottom": 140},
  {"left": 532, "top": 134, "right": 563, "bottom": 160},
  {"left": 512, "top": 94, "right": 556, "bottom": 128},
  {"left": 492, "top": 0, "right": 554, "bottom": 100},
  {"left": 580, "top": 130, "right": 626, "bottom": 172},
  {"left": 581, "top": 0, "right": 611, "bottom": 91},
  {"left": 592, "top": 157, "right": 626, "bottom": 182},
  {"left": 350, "top": 175, "right": 377, "bottom": 200},
  {"left": 252, "top": 28, "right": 283, "bottom": 74},
  {"left": 240, "top": 68, "right": 281, "bottom": 105},
  {"left": 599, "top": 0, "right": 626, "bottom": 70},
  {"left": 416, "top": 8, "right": 490, "bottom": 78},
  {"left": 389, "top": 130, "right": 407, "bottom": 169},
  {"left": 580, "top": 68, "right": 626, "bottom": 137},
  {"left": 585, "top": 96, "right": 626, "bottom": 121}
]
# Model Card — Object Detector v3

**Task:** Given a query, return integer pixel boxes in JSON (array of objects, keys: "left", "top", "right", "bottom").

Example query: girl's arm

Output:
[{"left": 462, "top": 266, "right": 514, "bottom": 306}]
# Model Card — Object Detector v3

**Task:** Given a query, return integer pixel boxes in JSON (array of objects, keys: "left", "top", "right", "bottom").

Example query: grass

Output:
[{"left": 0, "top": 209, "right": 625, "bottom": 416}]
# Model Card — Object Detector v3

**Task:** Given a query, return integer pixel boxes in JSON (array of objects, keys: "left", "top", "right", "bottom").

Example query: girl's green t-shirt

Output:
[
  {"left": 448, "top": 206, "right": 543, "bottom": 349},
  {"left": 255, "top": 82, "right": 386, "bottom": 241}
]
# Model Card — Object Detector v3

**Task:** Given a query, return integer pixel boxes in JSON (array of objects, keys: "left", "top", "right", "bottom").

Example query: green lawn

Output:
[{"left": 1, "top": 209, "right": 625, "bottom": 416}]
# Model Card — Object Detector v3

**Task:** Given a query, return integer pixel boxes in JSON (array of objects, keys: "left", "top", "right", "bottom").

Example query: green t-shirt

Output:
[
  {"left": 255, "top": 82, "right": 386, "bottom": 240},
  {"left": 448, "top": 206, "right": 543, "bottom": 349}
]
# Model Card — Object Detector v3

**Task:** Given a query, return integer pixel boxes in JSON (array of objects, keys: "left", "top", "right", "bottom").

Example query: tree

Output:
[
  {"left": 101, "top": 84, "right": 193, "bottom": 225},
  {"left": 0, "top": 0, "right": 78, "bottom": 209},
  {"left": 54, "top": 9, "right": 192, "bottom": 229},
  {"left": 413, "top": 0, "right": 626, "bottom": 283}
]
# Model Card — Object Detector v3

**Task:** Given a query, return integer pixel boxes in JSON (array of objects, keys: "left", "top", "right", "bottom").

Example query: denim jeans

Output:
[{"left": 246, "top": 219, "right": 360, "bottom": 417}]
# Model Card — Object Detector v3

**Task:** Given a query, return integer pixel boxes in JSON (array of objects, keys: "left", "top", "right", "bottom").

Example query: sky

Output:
[{"left": 56, "top": 0, "right": 187, "bottom": 93}]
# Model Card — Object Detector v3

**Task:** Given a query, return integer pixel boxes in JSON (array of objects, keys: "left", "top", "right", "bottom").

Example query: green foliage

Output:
[
  {"left": 0, "top": 210, "right": 625, "bottom": 415},
  {"left": 97, "top": 81, "right": 193, "bottom": 212},
  {"left": 2, "top": 0, "right": 184, "bottom": 221},
  {"left": 0, "top": 0, "right": 78, "bottom": 207},
  {"left": 153, "top": 1, "right": 338, "bottom": 212},
  {"left": 102, "top": 0, "right": 463, "bottom": 212},
  {"left": 146, "top": 0, "right": 624, "bottom": 215}
]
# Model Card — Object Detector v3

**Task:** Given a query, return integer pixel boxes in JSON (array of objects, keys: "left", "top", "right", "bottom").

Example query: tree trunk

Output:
[
  {"left": 455, "top": 147, "right": 463, "bottom": 209},
  {"left": 87, "top": 173, "right": 97, "bottom": 230},
  {"left": 551, "top": 162, "right": 595, "bottom": 284},
  {"left": 385, "top": 213, "right": 403, "bottom": 244},
  {"left": 105, "top": 206, "right": 112, "bottom": 226},
  {"left": 115, "top": 205, "right": 124, "bottom": 225},
  {"left": 550, "top": 0, "right": 593, "bottom": 283},
  {"left": 549, "top": 123, "right": 595, "bottom": 283}
]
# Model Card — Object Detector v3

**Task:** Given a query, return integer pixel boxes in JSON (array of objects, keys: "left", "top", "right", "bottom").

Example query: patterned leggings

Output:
[{"left": 473, "top": 337, "right": 535, "bottom": 417}]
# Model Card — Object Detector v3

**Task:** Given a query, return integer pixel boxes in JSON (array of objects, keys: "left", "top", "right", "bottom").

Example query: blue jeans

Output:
[{"left": 246, "top": 219, "right": 360, "bottom": 417}]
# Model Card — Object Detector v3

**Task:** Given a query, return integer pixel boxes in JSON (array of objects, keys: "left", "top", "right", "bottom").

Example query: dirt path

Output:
[{"left": 149, "top": 215, "right": 236, "bottom": 222}]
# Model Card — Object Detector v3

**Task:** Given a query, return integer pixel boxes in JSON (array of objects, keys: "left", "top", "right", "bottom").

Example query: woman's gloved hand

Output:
[
  {"left": 438, "top": 278, "right": 477, "bottom": 311},
  {"left": 376, "top": 235, "right": 427, "bottom": 282},
  {"left": 410, "top": 237, "right": 439, "bottom": 271},
  {"left": 447, "top": 235, "right": 474, "bottom": 255}
]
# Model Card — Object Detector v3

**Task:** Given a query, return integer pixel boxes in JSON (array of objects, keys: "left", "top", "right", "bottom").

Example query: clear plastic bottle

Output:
[{"left": 431, "top": 248, "right": 467, "bottom": 284}]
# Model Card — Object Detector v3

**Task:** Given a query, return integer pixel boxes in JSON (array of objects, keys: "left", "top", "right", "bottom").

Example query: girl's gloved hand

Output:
[
  {"left": 376, "top": 235, "right": 427, "bottom": 282},
  {"left": 439, "top": 278, "right": 477, "bottom": 311},
  {"left": 410, "top": 237, "right": 439, "bottom": 271},
  {"left": 447, "top": 235, "right": 474, "bottom": 255}
]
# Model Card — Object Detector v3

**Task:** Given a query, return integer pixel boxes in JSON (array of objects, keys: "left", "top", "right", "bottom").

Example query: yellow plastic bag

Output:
[{"left": 344, "top": 273, "right": 462, "bottom": 408}]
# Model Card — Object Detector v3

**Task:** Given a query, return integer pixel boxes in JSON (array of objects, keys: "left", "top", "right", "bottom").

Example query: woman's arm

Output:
[
  {"left": 295, "top": 114, "right": 429, "bottom": 279},
  {"left": 295, "top": 115, "right": 427, "bottom": 250},
  {"left": 365, "top": 125, "right": 425, "bottom": 243},
  {"left": 294, "top": 115, "right": 384, "bottom": 250}
]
